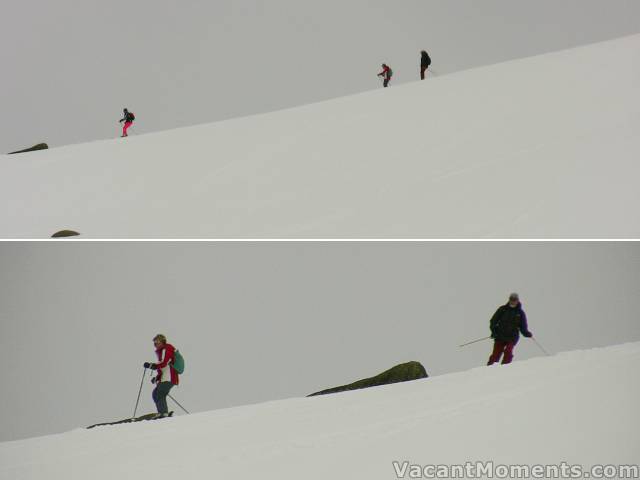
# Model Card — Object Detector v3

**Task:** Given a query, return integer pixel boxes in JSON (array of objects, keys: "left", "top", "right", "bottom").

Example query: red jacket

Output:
[
  {"left": 378, "top": 65, "right": 392, "bottom": 80},
  {"left": 155, "top": 343, "right": 179, "bottom": 385}
]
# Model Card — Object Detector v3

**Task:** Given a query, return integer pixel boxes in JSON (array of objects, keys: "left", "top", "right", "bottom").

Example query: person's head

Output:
[
  {"left": 421, "top": 50, "right": 427, "bottom": 55},
  {"left": 153, "top": 334, "right": 167, "bottom": 348},
  {"left": 123, "top": 108, "right": 128, "bottom": 113},
  {"left": 508, "top": 293, "right": 520, "bottom": 307},
  {"left": 382, "top": 63, "right": 387, "bottom": 68}
]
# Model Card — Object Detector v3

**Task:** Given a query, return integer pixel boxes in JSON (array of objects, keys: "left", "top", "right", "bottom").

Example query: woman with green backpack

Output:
[{"left": 144, "top": 334, "right": 184, "bottom": 418}]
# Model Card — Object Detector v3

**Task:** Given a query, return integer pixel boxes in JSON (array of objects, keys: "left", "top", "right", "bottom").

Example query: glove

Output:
[
  {"left": 524, "top": 331, "right": 533, "bottom": 338},
  {"left": 490, "top": 330, "right": 496, "bottom": 339},
  {"left": 150, "top": 363, "right": 158, "bottom": 370},
  {"left": 151, "top": 377, "right": 158, "bottom": 384}
]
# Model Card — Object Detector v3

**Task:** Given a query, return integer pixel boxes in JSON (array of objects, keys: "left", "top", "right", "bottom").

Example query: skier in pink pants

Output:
[{"left": 119, "top": 108, "right": 135, "bottom": 137}]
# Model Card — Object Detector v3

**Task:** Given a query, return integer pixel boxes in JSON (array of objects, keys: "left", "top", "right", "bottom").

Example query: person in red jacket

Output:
[
  {"left": 144, "top": 334, "right": 179, "bottom": 418},
  {"left": 377, "top": 64, "right": 393, "bottom": 88}
]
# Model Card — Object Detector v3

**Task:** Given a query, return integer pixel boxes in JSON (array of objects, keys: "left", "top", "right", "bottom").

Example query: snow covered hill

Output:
[
  {"left": 1, "top": 342, "right": 638, "bottom": 480},
  {"left": 1, "top": 34, "right": 639, "bottom": 239}
]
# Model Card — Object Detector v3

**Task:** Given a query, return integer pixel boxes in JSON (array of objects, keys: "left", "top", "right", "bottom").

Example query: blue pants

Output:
[{"left": 152, "top": 381, "right": 174, "bottom": 414}]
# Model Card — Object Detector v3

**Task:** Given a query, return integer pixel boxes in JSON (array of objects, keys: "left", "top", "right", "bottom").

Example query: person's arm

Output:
[
  {"left": 155, "top": 344, "right": 175, "bottom": 370},
  {"left": 489, "top": 307, "right": 502, "bottom": 338},
  {"left": 520, "top": 310, "right": 533, "bottom": 337}
]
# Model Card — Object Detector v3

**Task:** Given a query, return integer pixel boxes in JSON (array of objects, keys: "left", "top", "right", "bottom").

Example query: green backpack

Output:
[{"left": 172, "top": 349, "right": 185, "bottom": 374}]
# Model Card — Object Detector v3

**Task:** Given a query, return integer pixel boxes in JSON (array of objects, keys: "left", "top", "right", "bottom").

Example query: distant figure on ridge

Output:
[
  {"left": 143, "top": 334, "right": 179, "bottom": 418},
  {"left": 420, "top": 50, "right": 431, "bottom": 80},
  {"left": 377, "top": 64, "right": 393, "bottom": 88},
  {"left": 119, "top": 108, "right": 135, "bottom": 137},
  {"left": 487, "top": 293, "right": 533, "bottom": 365}
]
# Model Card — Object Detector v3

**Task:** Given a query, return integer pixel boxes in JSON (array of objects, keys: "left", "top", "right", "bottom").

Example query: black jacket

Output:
[
  {"left": 489, "top": 303, "right": 530, "bottom": 342},
  {"left": 120, "top": 111, "right": 135, "bottom": 123},
  {"left": 421, "top": 51, "right": 431, "bottom": 68}
]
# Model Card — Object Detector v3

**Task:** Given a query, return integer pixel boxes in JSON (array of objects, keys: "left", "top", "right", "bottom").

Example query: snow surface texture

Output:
[
  {"left": 1, "top": 34, "right": 639, "bottom": 238},
  {"left": 1, "top": 342, "right": 638, "bottom": 479}
]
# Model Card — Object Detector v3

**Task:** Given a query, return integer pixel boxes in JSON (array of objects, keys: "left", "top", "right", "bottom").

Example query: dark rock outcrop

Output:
[
  {"left": 308, "top": 361, "right": 428, "bottom": 397},
  {"left": 51, "top": 230, "right": 80, "bottom": 238},
  {"left": 8, "top": 143, "right": 48, "bottom": 154},
  {"left": 87, "top": 413, "right": 157, "bottom": 429}
]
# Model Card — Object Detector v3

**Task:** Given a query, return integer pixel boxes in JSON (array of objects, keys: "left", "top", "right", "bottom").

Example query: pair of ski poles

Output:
[
  {"left": 133, "top": 367, "right": 190, "bottom": 418},
  {"left": 459, "top": 335, "right": 551, "bottom": 356}
]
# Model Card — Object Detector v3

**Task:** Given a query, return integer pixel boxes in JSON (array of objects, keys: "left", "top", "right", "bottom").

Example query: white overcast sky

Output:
[
  {"left": 1, "top": 242, "right": 639, "bottom": 441},
  {"left": 1, "top": 0, "right": 639, "bottom": 152}
]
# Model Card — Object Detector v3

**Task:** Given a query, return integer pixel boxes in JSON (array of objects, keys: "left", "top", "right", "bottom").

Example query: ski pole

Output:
[
  {"left": 531, "top": 337, "right": 551, "bottom": 356},
  {"left": 459, "top": 336, "right": 491, "bottom": 348},
  {"left": 168, "top": 393, "right": 190, "bottom": 414},
  {"left": 132, "top": 367, "right": 148, "bottom": 418}
]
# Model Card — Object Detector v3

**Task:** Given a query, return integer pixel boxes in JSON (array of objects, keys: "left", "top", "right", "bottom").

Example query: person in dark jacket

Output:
[
  {"left": 119, "top": 108, "right": 135, "bottom": 137},
  {"left": 420, "top": 50, "right": 431, "bottom": 80},
  {"left": 487, "top": 293, "right": 533, "bottom": 365},
  {"left": 377, "top": 64, "right": 393, "bottom": 88}
]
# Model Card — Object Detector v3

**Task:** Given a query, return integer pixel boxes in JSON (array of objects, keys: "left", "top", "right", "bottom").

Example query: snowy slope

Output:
[
  {"left": 1, "top": 34, "right": 639, "bottom": 238},
  {"left": 1, "top": 342, "right": 638, "bottom": 480}
]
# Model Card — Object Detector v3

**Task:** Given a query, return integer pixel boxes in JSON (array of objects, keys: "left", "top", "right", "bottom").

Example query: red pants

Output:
[
  {"left": 487, "top": 340, "right": 517, "bottom": 365},
  {"left": 122, "top": 121, "right": 133, "bottom": 137}
]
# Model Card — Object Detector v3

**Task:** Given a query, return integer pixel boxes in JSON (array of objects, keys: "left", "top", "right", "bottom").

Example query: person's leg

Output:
[
  {"left": 122, "top": 121, "right": 132, "bottom": 137},
  {"left": 487, "top": 340, "right": 506, "bottom": 365},
  {"left": 421, "top": 66, "right": 426, "bottom": 80},
  {"left": 501, "top": 342, "right": 517, "bottom": 364},
  {"left": 384, "top": 78, "right": 389, "bottom": 88},
  {"left": 151, "top": 384, "right": 160, "bottom": 412},
  {"left": 155, "top": 382, "right": 174, "bottom": 414}
]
